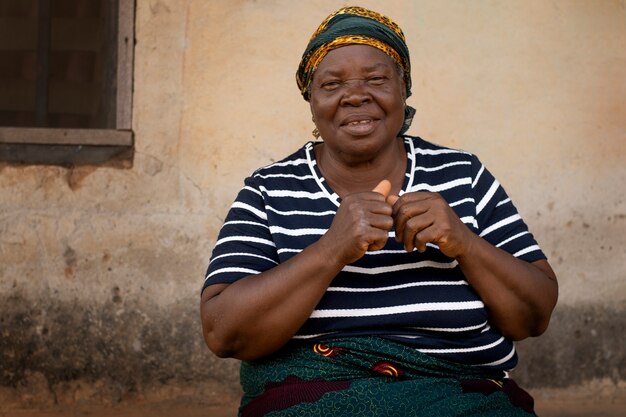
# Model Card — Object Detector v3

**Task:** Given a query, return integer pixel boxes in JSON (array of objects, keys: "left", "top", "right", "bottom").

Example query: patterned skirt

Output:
[{"left": 239, "top": 336, "right": 536, "bottom": 417}]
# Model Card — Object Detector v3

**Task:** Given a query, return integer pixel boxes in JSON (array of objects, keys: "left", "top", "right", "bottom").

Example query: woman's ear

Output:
[
  {"left": 310, "top": 107, "right": 320, "bottom": 139},
  {"left": 310, "top": 102, "right": 317, "bottom": 123}
]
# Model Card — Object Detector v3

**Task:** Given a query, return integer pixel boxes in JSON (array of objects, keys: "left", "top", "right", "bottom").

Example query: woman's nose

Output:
[{"left": 340, "top": 79, "right": 371, "bottom": 106}]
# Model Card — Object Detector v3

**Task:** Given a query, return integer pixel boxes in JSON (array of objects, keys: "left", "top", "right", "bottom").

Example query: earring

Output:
[{"left": 312, "top": 127, "right": 320, "bottom": 139}]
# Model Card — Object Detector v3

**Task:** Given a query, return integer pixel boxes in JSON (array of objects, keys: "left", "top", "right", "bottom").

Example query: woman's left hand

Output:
[
  {"left": 388, "top": 191, "right": 558, "bottom": 341},
  {"left": 388, "top": 192, "right": 476, "bottom": 258}
]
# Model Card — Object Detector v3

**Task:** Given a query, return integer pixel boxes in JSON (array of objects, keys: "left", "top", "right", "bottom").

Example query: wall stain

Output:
[
  {"left": 0, "top": 293, "right": 240, "bottom": 402},
  {"left": 111, "top": 286, "right": 122, "bottom": 304},
  {"left": 515, "top": 304, "right": 626, "bottom": 388},
  {"left": 63, "top": 246, "right": 77, "bottom": 279},
  {"left": 0, "top": 294, "right": 623, "bottom": 404},
  {"left": 150, "top": 1, "right": 171, "bottom": 16},
  {"left": 66, "top": 166, "right": 97, "bottom": 191}
]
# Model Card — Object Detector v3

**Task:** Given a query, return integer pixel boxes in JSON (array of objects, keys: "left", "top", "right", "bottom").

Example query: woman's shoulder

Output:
[
  {"left": 249, "top": 141, "right": 313, "bottom": 177},
  {"left": 404, "top": 135, "right": 473, "bottom": 157},
  {"left": 239, "top": 141, "right": 317, "bottom": 193},
  {"left": 403, "top": 136, "right": 478, "bottom": 169}
]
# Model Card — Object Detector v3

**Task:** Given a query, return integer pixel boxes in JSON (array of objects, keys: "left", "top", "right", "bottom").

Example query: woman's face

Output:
[{"left": 309, "top": 44, "right": 406, "bottom": 163}]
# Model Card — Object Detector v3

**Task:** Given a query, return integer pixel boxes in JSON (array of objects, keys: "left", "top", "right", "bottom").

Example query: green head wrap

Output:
[{"left": 296, "top": 7, "right": 415, "bottom": 135}]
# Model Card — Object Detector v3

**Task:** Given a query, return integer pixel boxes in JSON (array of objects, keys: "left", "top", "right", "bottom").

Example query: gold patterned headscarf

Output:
[
  {"left": 296, "top": 6, "right": 412, "bottom": 101},
  {"left": 296, "top": 6, "right": 415, "bottom": 134}
]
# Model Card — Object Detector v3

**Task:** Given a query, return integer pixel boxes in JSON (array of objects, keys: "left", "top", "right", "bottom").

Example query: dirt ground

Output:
[
  {"left": 2, "top": 397, "right": 626, "bottom": 417},
  {"left": 2, "top": 383, "right": 625, "bottom": 417}
]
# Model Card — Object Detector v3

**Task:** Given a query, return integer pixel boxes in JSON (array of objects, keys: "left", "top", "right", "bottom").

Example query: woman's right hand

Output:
[{"left": 320, "top": 180, "right": 394, "bottom": 266}]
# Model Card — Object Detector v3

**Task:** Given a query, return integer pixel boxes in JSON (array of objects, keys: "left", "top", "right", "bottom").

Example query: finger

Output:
[
  {"left": 391, "top": 192, "right": 433, "bottom": 218},
  {"left": 413, "top": 233, "right": 429, "bottom": 253},
  {"left": 367, "top": 229, "right": 391, "bottom": 252},
  {"left": 365, "top": 209, "right": 394, "bottom": 252},
  {"left": 393, "top": 200, "right": 431, "bottom": 243},
  {"left": 368, "top": 212, "right": 394, "bottom": 232},
  {"left": 388, "top": 195, "right": 406, "bottom": 242},
  {"left": 371, "top": 179, "right": 391, "bottom": 199},
  {"left": 413, "top": 226, "right": 437, "bottom": 253},
  {"left": 402, "top": 215, "right": 434, "bottom": 252}
]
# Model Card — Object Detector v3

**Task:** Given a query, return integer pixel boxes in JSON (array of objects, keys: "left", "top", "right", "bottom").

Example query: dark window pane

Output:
[{"left": 0, "top": 0, "right": 118, "bottom": 129}]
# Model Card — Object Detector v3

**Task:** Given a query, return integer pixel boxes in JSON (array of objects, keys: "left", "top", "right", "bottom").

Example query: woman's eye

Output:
[
  {"left": 322, "top": 81, "right": 340, "bottom": 90},
  {"left": 368, "top": 76, "right": 386, "bottom": 85}
]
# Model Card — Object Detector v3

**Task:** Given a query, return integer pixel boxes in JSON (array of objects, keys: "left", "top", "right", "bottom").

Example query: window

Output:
[{"left": 0, "top": 0, "right": 134, "bottom": 167}]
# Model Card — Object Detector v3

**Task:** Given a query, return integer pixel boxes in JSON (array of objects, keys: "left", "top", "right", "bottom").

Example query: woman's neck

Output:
[{"left": 315, "top": 137, "right": 407, "bottom": 198}]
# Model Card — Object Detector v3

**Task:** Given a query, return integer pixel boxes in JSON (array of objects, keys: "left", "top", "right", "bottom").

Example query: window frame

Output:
[{"left": 0, "top": 0, "right": 135, "bottom": 165}]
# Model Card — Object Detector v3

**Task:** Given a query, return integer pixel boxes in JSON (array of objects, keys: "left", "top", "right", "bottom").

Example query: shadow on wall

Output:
[
  {"left": 0, "top": 292, "right": 240, "bottom": 407},
  {"left": 514, "top": 303, "right": 625, "bottom": 387},
  {"left": 0, "top": 292, "right": 624, "bottom": 406}
]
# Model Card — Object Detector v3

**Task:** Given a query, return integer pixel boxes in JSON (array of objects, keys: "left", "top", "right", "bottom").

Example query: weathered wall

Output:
[{"left": 1, "top": 0, "right": 625, "bottom": 407}]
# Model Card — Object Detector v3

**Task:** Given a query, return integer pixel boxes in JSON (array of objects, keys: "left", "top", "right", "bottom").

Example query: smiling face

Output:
[{"left": 309, "top": 44, "right": 407, "bottom": 164}]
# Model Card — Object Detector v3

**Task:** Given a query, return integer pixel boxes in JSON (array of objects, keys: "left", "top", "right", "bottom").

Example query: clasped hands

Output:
[{"left": 324, "top": 179, "right": 476, "bottom": 266}]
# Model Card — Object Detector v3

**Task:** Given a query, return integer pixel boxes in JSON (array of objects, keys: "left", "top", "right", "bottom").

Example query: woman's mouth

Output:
[
  {"left": 347, "top": 119, "right": 373, "bottom": 126},
  {"left": 341, "top": 118, "right": 378, "bottom": 135}
]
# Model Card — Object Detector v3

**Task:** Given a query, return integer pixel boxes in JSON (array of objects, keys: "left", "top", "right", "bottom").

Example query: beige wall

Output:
[{"left": 1, "top": 0, "right": 624, "bottom": 406}]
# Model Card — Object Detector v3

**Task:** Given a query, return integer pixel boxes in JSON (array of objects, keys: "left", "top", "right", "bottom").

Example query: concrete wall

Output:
[{"left": 1, "top": 0, "right": 624, "bottom": 407}]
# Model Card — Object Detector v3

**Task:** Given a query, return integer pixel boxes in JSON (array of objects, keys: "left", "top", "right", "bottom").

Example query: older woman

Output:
[{"left": 200, "top": 6, "right": 557, "bottom": 417}]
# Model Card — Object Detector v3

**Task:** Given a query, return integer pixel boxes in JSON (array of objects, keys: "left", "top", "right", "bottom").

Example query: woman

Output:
[{"left": 200, "top": 6, "right": 558, "bottom": 417}]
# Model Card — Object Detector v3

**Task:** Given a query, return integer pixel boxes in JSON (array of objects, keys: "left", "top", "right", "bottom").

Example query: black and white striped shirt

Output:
[{"left": 203, "top": 136, "right": 546, "bottom": 370}]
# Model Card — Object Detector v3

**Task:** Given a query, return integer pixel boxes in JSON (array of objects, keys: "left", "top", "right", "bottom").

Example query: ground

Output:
[
  {"left": 2, "top": 397, "right": 626, "bottom": 417},
  {"left": 1, "top": 382, "right": 625, "bottom": 417}
]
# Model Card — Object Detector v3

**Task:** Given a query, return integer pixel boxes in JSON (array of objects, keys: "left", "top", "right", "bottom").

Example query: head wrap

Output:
[{"left": 296, "top": 6, "right": 415, "bottom": 135}]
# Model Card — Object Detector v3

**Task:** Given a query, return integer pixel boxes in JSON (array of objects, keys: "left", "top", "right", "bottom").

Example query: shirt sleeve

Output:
[
  {"left": 202, "top": 175, "right": 280, "bottom": 292},
  {"left": 470, "top": 155, "right": 546, "bottom": 263}
]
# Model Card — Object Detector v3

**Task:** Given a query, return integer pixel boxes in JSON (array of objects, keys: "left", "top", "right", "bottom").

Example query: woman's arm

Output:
[
  {"left": 201, "top": 182, "right": 394, "bottom": 360},
  {"left": 389, "top": 192, "right": 558, "bottom": 340},
  {"left": 201, "top": 237, "right": 343, "bottom": 361},
  {"left": 456, "top": 236, "right": 557, "bottom": 340}
]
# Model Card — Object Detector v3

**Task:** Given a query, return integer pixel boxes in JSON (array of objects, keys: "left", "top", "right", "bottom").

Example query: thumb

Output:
[
  {"left": 387, "top": 194, "right": 399, "bottom": 206},
  {"left": 372, "top": 179, "right": 391, "bottom": 199}
]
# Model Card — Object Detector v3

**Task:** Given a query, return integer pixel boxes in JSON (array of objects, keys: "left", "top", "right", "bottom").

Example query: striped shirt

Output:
[{"left": 203, "top": 136, "right": 546, "bottom": 370}]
